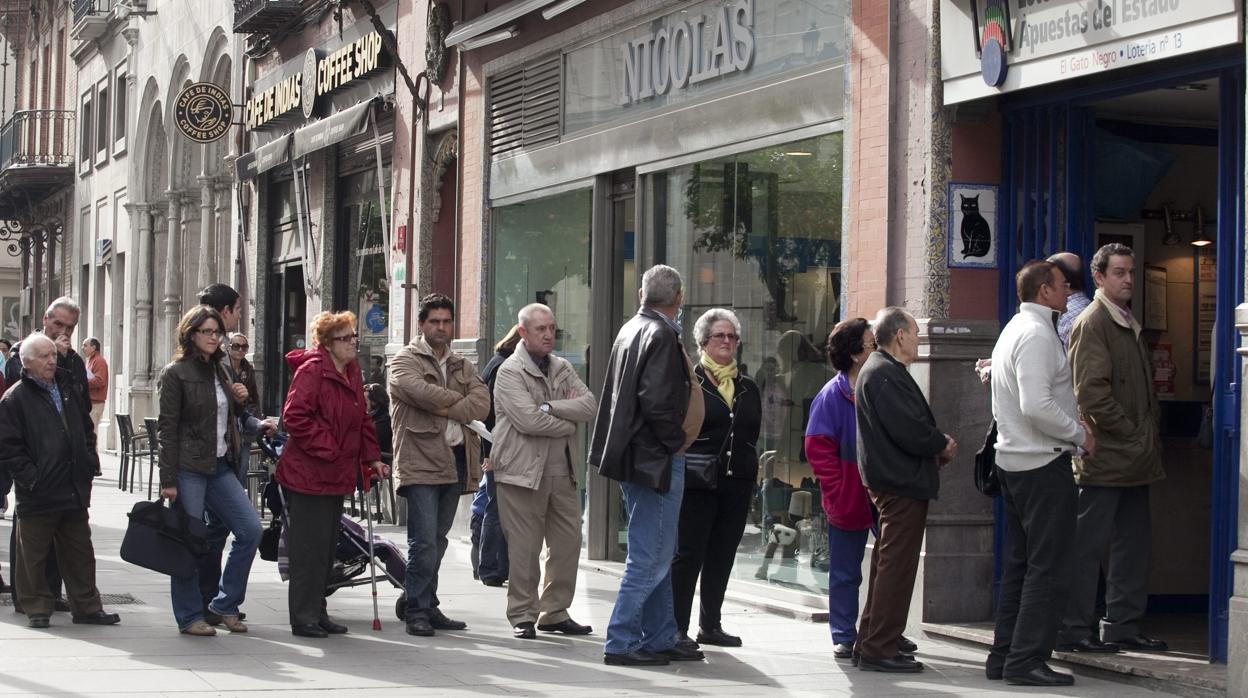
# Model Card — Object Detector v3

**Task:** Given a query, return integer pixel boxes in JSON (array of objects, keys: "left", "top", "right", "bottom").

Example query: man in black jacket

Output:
[
  {"left": 854, "top": 307, "right": 956, "bottom": 673},
  {"left": 0, "top": 333, "right": 118, "bottom": 628},
  {"left": 590, "top": 264, "right": 705, "bottom": 667}
]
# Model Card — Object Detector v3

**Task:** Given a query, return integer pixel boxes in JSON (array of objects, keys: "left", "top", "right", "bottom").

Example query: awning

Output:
[
  {"left": 235, "top": 98, "right": 378, "bottom": 180},
  {"left": 444, "top": 0, "right": 555, "bottom": 47}
]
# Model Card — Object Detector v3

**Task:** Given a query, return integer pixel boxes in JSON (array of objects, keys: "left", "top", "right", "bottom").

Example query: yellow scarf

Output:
[{"left": 700, "top": 353, "right": 738, "bottom": 406}]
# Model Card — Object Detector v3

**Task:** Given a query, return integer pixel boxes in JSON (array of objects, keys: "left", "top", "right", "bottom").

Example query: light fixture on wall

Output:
[
  {"left": 1192, "top": 205, "right": 1212, "bottom": 246},
  {"left": 1161, "top": 204, "right": 1180, "bottom": 245},
  {"left": 542, "top": 0, "right": 588, "bottom": 20},
  {"left": 460, "top": 26, "right": 517, "bottom": 51}
]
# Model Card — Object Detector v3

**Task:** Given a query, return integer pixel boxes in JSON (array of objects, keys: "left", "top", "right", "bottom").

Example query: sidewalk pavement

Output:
[{"left": 0, "top": 454, "right": 1160, "bottom": 697}]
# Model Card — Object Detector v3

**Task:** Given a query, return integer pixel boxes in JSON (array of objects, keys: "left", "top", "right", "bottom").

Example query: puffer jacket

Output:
[
  {"left": 1068, "top": 290, "right": 1165, "bottom": 487},
  {"left": 157, "top": 355, "right": 242, "bottom": 489},
  {"left": 0, "top": 367, "right": 99, "bottom": 517},
  {"left": 388, "top": 335, "right": 490, "bottom": 491},
  {"left": 276, "top": 347, "right": 381, "bottom": 496},
  {"left": 491, "top": 341, "right": 597, "bottom": 490}
]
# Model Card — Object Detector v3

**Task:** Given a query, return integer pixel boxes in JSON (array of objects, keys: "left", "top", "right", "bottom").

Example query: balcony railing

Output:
[
  {"left": 73, "top": 0, "right": 114, "bottom": 25},
  {"left": 0, "top": 110, "right": 76, "bottom": 172},
  {"left": 234, "top": 0, "right": 303, "bottom": 35}
]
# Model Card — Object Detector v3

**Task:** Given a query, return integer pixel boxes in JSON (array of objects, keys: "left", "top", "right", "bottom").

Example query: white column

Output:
[
  {"left": 160, "top": 191, "right": 182, "bottom": 364},
  {"left": 125, "top": 202, "right": 153, "bottom": 386},
  {"left": 196, "top": 175, "right": 216, "bottom": 289},
  {"left": 214, "top": 178, "right": 230, "bottom": 288}
]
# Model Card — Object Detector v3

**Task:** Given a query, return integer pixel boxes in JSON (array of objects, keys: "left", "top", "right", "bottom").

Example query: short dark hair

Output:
[
  {"left": 418, "top": 293, "right": 455, "bottom": 323},
  {"left": 0, "top": 339, "right": 11, "bottom": 352},
  {"left": 1091, "top": 243, "right": 1134, "bottom": 277},
  {"left": 827, "top": 318, "right": 870, "bottom": 373},
  {"left": 198, "top": 283, "right": 240, "bottom": 313},
  {"left": 1017, "top": 260, "right": 1057, "bottom": 303},
  {"left": 1047, "top": 254, "right": 1085, "bottom": 292},
  {"left": 84, "top": 337, "right": 102, "bottom": 351}
]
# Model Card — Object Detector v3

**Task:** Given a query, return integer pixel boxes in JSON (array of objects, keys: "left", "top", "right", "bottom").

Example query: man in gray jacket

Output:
[{"left": 492, "top": 303, "right": 597, "bottom": 640}]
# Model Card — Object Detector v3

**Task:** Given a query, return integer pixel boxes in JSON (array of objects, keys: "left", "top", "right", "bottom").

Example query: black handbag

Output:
[
  {"left": 120, "top": 499, "right": 210, "bottom": 578},
  {"left": 685, "top": 396, "right": 736, "bottom": 491},
  {"left": 974, "top": 419, "right": 1001, "bottom": 497}
]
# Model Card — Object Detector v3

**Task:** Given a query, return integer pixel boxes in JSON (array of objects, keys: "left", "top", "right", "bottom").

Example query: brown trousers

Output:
[
  {"left": 855, "top": 490, "right": 929, "bottom": 660},
  {"left": 15, "top": 508, "right": 104, "bottom": 618},
  {"left": 497, "top": 475, "right": 582, "bottom": 626}
]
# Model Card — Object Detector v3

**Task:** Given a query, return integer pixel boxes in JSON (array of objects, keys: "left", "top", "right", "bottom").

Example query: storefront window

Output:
[
  {"left": 656, "top": 132, "right": 843, "bottom": 595},
  {"left": 492, "top": 189, "right": 594, "bottom": 507},
  {"left": 336, "top": 169, "right": 391, "bottom": 384}
]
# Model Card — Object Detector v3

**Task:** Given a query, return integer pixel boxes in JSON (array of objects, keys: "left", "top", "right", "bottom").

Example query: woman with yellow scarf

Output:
[{"left": 671, "top": 308, "right": 762, "bottom": 650}]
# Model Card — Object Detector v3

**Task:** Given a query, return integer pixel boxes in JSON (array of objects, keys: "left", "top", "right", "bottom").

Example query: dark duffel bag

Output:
[
  {"left": 120, "top": 499, "right": 209, "bottom": 578},
  {"left": 974, "top": 420, "right": 1001, "bottom": 498}
]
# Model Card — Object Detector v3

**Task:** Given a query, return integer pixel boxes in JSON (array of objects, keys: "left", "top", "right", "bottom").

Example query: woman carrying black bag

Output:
[
  {"left": 671, "top": 308, "right": 761, "bottom": 650},
  {"left": 157, "top": 306, "right": 262, "bottom": 637}
]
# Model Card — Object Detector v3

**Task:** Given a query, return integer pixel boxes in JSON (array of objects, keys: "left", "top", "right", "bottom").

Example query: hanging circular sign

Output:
[{"left": 175, "top": 82, "right": 232, "bottom": 143}]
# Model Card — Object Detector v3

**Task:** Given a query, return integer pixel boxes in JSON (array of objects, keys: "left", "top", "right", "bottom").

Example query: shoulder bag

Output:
[
  {"left": 686, "top": 396, "right": 736, "bottom": 491},
  {"left": 974, "top": 419, "right": 1001, "bottom": 497},
  {"left": 120, "top": 498, "right": 210, "bottom": 578}
]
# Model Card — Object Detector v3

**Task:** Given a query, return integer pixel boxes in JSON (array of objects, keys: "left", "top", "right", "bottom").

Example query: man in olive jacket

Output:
[
  {"left": 854, "top": 307, "right": 956, "bottom": 673},
  {"left": 492, "top": 303, "right": 597, "bottom": 640},
  {"left": 1058, "top": 244, "right": 1168, "bottom": 653},
  {"left": 388, "top": 293, "right": 490, "bottom": 637},
  {"left": 0, "top": 334, "right": 118, "bottom": 628}
]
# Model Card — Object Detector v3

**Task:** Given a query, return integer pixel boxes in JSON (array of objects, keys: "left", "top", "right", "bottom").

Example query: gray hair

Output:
[
  {"left": 18, "top": 332, "right": 54, "bottom": 364},
  {"left": 641, "top": 264, "right": 683, "bottom": 307},
  {"left": 693, "top": 308, "right": 742, "bottom": 351},
  {"left": 871, "top": 307, "right": 914, "bottom": 350},
  {"left": 45, "top": 296, "right": 80, "bottom": 318},
  {"left": 517, "top": 303, "right": 554, "bottom": 328}
]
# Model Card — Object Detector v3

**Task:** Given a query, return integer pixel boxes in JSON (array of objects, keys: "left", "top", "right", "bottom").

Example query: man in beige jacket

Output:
[
  {"left": 492, "top": 303, "right": 597, "bottom": 639},
  {"left": 388, "top": 293, "right": 490, "bottom": 637}
]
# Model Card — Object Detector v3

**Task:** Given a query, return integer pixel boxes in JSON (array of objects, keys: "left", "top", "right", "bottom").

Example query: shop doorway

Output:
[
  {"left": 264, "top": 264, "right": 307, "bottom": 412},
  {"left": 999, "top": 63, "right": 1244, "bottom": 662},
  {"left": 333, "top": 168, "right": 391, "bottom": 383}
]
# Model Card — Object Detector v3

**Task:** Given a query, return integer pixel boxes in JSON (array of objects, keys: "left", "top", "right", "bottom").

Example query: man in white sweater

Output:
[{"left": 986, "top": 261, "right": 1096, "bottom": 687}]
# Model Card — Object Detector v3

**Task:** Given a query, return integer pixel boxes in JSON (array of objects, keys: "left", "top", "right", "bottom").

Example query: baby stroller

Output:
[{"left": 257, "top": 432, "right": 408, "bottom": 618}]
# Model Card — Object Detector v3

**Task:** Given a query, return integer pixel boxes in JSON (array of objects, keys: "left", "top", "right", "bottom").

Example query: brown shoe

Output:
[
  {"left": 219, "top": 615, "right": 247, "bottom": 633},
  {"left": 181, "top": 621, "right": 216, "bottom": 636}
]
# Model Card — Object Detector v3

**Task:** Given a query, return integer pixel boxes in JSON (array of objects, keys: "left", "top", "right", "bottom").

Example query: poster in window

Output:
[
  {"left": 947, "top": 183, "right": 997, "bottom": 268},
  {"left": 1195, "top": 246, "right": 1216, "bottom": 384}
]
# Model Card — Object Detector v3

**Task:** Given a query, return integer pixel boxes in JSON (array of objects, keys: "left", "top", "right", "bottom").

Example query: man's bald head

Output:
[{"left": 1047, "top": 251, "right": 1085, "bottom": 293}]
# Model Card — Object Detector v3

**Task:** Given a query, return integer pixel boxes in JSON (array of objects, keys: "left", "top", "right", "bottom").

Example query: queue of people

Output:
[{"left": 0, "top": 256, "right": 1173, "bottom": 691}]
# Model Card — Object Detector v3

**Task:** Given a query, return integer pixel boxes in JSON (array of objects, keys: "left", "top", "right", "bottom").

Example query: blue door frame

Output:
[{"left": 996, "top": 59, "right": 1244, "bottom": 663}]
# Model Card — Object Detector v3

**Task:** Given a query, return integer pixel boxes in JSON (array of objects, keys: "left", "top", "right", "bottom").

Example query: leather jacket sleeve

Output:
[
  {"left": 157, "top": 365, "right": 183, "bottom": 489},
  {"left": 636, "top": 329, "right": 689, "bottom": 454}
]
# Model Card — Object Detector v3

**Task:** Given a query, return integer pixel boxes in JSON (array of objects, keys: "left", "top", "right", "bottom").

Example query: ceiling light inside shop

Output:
[
  {"left": 461, "top": 26, "right": 518, "bottom": 50},
  {"left": 785, "top": 151, "right": 813, "bottom": 156},
  {"left": 542, "top": 0, "right": 588, "bottom": 19}
]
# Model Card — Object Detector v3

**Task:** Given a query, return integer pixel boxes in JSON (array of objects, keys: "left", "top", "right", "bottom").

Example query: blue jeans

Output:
[
  {"left": 170, "top": 458, "right": 262, "bottom": 630},
  {"left": 827, "top": 525, "right": 870, "bottom": 644},
  {"left": 401, "top": 482, "right": 460, "bottom": 620},
  {"left": 605, "top": 454, "right": 685, "bottom": 655},
  {"left": 478, "top": 471, "right": 509, "bottom": 581}
]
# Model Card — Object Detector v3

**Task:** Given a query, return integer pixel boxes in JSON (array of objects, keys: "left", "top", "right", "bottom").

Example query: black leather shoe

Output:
[
  {"left": 656, "top": 644, "right": 705, "bottom": 661},
  {"left": 292, "top": 624, "right": 329, "bottom": 638},
  {"left": 53, "top": 598, "right": 71, "bottom": 613},
  {"left": 1005, "top": 664, "right": 1074, "bottom": 686},
  {"left": 1113, "top": 634, "right": 1169, "bottom": 651},
  {"left": 898, "top": 635, "right": 918, "bottom": 653},
  {"left": 833, "top": 642, "right": 854, "bottom": 659},
  {"left": 480, "top": 576, "right": 505, "bottom": 587},
  {"left": 676, "top": 632, "right": 700, "bottom": 651},
  {"left": 1056, "top": 637, "right": 1120, "bottom": 653},
  {"left": 859, "top": 655, "right": 924, "bottom": 673},
  {"left": 318, "top": 618, "right": 348, "bottom": 634},
  {"left": 537, "top": 618, "right": 592, "bottom": 635},
  {"left": 604, "top": 650, "right": 669, "bottom": 666},
  {"left": 72, "top": 610, "right": 120, "bottom": 625},
  {"left": 696, "top": 626, "right": 742, "bottom": 647},
  {"left": 513, "top": 621, "right": 536, "bottom": 639},
  {"left": 851, "top": 650, "right": 861, "bottom": 667},
  {"left": 405, "top": 618, "right": 435, "bottom": 636},
  {"left": 28, "top": 615, "right": 49, "bottom": 628},
  {"left": 428, "top": 610, "right": 467, "bottom": 631}
]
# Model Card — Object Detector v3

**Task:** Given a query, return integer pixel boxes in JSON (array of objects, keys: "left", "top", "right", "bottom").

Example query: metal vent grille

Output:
[{"left": 488, "top": 54, "right": 562, "bottom": 160}]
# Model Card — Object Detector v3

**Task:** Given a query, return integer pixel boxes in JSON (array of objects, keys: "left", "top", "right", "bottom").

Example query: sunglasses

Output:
[{"left": 229, "top": 343, "right": 249, "bottom": 351}]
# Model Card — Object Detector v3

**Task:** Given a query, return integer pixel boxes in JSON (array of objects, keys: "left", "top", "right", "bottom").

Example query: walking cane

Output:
[{"left": 359, "top": 468, "right": 382, "bottom": 631}]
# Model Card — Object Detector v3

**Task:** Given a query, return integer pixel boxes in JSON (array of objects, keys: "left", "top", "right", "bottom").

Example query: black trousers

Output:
[
  {"left": 14, "top": 509, "right": 102, "bottom": 618},
  {"left": 989, "top": 454, "right": 1077, "bottom": 676},
  {"left": 671, "top": 477, "right": 753, "bottom": 633},
  {"left": 9, "top": 514, "right": 63, "bottom": 605},
  {"left": 285, "top": 491, "right": 344, "bottom": 626}
]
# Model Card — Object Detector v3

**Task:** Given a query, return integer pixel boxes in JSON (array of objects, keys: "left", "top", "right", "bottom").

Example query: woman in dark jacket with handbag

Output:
[
  {"left": 277, "top": 311, "right": 384, "bottom": 638},
  {"left": 672, "top": 308, "right": 761, "bottom": 649},
  {"left": 158, "top": 306, "right": 262, "bottom": 637}
]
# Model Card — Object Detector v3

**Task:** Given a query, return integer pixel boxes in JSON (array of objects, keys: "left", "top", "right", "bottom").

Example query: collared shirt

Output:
[
  {"left": 31, "top": 375, "right": 64, "bottom": 415},
  {"left": 214, "top": 376, "right": 229, "bottom": 457},
  {"left": 437, "top": 349, "right": 465, "bottom": 448},
  {"left": 1056, "top": 291, "right": 1091, "bottom": 349}
]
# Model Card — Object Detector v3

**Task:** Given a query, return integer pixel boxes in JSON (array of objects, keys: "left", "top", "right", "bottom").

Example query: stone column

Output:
[
  {"left": 214, "top": 178, "right": 230, "bottom": 288},
  {"left": 196, "top": 175, "right": 216, "bottom": 289},
  {"left": 160, "top": 191, "right": 182, "bottom": 364},
  {"left": 125, "top": 202, "right": 153, "bottom": 387}
]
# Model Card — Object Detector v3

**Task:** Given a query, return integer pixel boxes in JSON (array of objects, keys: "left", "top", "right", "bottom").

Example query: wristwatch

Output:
[{"left": 539, "top": 403, "right": 551, "bottom": 414}]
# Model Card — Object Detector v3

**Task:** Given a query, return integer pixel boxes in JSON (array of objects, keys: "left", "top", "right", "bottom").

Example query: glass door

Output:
[
  {"left": 610, "top": 176, "right": 636, "bottom": 559},
  {"left": 335, "top": 169, "right": 391, "bottom": 382}
]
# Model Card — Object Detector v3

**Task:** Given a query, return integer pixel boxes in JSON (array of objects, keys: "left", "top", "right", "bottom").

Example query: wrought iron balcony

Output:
[
  {"left": 0, "top": 110, "right": 76, "bottom": 219},
  {"left": 234, "top": 0, "right": 303, "bottom": 35},
  {"left": 72, "top": 0, "right": 115, "bottom": 41}
]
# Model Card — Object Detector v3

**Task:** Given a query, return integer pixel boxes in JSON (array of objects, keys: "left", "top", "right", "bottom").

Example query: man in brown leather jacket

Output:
[{"left": 389, "top": 293, "right": 490, "bottom": 637}]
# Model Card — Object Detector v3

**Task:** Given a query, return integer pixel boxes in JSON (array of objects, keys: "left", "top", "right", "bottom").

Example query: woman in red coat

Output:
[{"left": 277, "top": 310, "right": 385, "bottom": 638}]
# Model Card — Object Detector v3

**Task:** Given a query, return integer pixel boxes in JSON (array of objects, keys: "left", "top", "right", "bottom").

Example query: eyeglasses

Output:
[
  {"left": 229, "top": 343, "right": 249, "bottom": 351},
  {"left": 866, "top": 340, "right": 878, "bottom": 350},
  {"left": 195, "top": 328, "right": 224, "bottom": 338},
  {"left": 332, "top": 333, "right": 360, "bottom": 344},
  {"left": 709, "top": 332, "right": 741, "bottom": 343}
]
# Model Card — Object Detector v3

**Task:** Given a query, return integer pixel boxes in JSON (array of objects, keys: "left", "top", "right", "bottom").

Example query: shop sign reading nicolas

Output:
[
  {"left": 175, "top": 82, "right": 232, "bottom": 143},
  {"left": 245, "top": 30, "right": 387, "bottom": 131}
]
